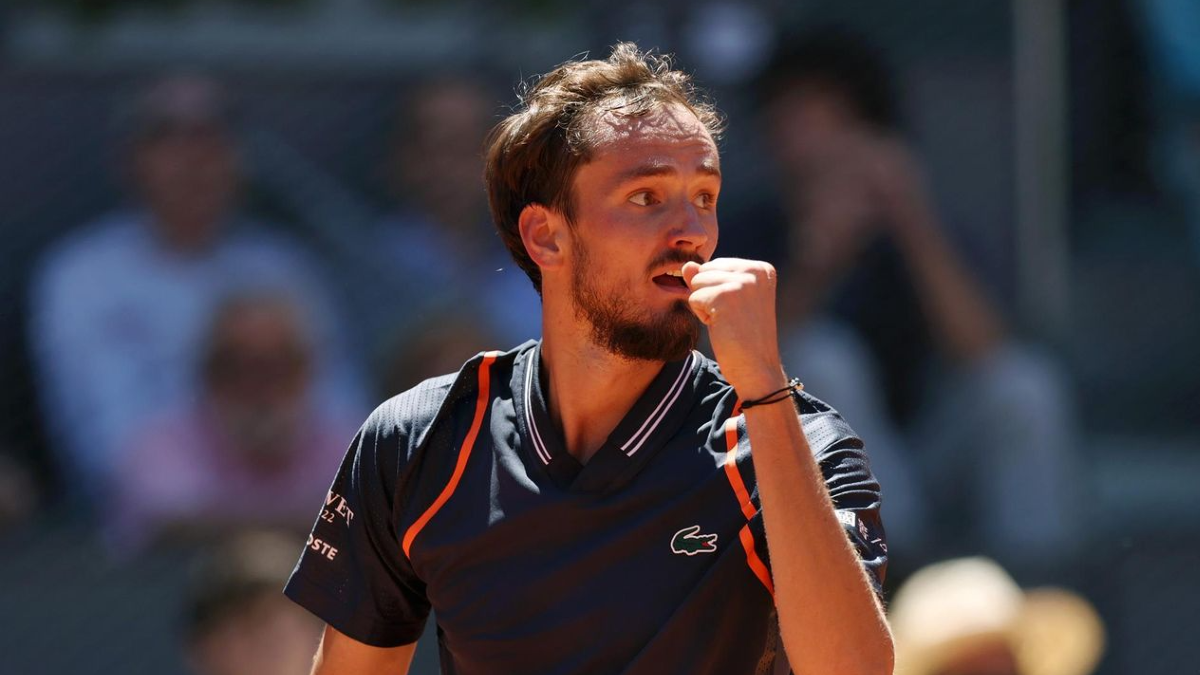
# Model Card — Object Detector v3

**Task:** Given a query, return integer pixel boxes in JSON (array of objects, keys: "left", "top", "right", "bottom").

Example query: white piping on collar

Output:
[
  {"left": 621, "top": 351, "right": 696, "bottom": 457},
  {"left": 524, "top": 347, "right": 552, "bottom": 465}
]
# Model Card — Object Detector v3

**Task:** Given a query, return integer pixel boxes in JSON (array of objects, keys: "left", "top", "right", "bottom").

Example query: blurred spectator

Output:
[
  {"left": 0, "top": 449, "right": 39, "bottom": 533},
  {"left": 380, "top": 308, "right": 504, "bottom": 396},
  {"left": 27, "top": 74, "right": 366, "bottom": 511},
  {"left": 184, "top": 529, "right": 322, "bottom": 675},
  {"left": 1140, "top": 0, "right": 1200, "bottom": 262},
  {"left": 757, "top": 30, "right": 1080, "bottom": 576},
  {"left": 372, "top": 75, "right": 541, "bottom": 363},
  {"left": 108, "top": 291, "right": 358, "bottom": 553},
  {"left": 889, "top": 556, "right": 1104, "bottom": 675}
]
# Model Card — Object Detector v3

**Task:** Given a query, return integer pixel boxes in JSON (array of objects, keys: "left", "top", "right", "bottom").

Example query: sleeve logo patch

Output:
[
  {"left": 837, "top": 510, "right": 871, "bottom": 542},
  {"left": 321, "top": 490, "right": 355, "bottom": 528},
  {"left": 306, "top": 534, "right": 339, "bottom": 561},
  {"left": 671, "top": 525, "right": 718, "bottom": 556}
]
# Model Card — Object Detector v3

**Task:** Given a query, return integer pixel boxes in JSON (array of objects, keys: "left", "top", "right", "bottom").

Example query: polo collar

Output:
[{"left": 513, "top": 342, "right": 700, "bottom": 492}]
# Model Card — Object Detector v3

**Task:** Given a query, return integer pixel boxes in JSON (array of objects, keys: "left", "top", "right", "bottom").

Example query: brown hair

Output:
[{"left": 484, "top": 42, "right": 723, "bottom": 296}]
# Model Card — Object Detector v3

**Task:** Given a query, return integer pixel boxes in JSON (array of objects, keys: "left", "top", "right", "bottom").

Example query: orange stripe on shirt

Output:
[
  {"left": 722, "top": 411, "right": 756, "bottom": 521},
  {"left": 402, "top": 351, "right": 499, "bottom": 559},
  {"left": 722, "top": 405, "right": 775, "bottom": 597},
  {"left": 739, "top": 523, "right": 775, "bottom": 596}
]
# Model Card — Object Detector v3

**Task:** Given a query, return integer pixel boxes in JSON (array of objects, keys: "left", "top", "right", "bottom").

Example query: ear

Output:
[{"left": 518, "top": 203, "right": 568, "bottom": 272}]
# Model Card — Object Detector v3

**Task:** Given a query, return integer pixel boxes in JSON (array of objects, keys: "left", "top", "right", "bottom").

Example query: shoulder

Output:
[
  {"left": 693, "top": 352, "right": 862, "bottom": 455},
  {"left": 363, "top": 342, "right": 531, "bottom": 454},
  {"left": 121, "top": 405, "right": 204, "bottom": 459},
  {"left": 32, "top": 213, "right": 144, "bottom": 288},
  {"left": 213, "top": 223, "right": 340, "bottom": 299},
  {"left": 365, "top": 372, "right": 459, "bottom": 453},
  {"left": 793, "top": 389, "right": 864, "bottom": 457},
  {"left": 221, "top": 221, "right": 320, "bottom": 268}
]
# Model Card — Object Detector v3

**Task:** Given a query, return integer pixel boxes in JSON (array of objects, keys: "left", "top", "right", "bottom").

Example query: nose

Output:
[{"left": 668, "top": 204, "right": 713, "bottom": 252}]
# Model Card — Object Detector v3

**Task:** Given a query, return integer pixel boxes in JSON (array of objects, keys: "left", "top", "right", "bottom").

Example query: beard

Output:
[{"left": 570, "top": 239, "right": 702, "bottom": 362}]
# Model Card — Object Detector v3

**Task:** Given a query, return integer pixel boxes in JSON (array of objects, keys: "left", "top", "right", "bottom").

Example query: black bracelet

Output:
[{"left": 740, "top": 378, "right": 804, "bottom": 410}]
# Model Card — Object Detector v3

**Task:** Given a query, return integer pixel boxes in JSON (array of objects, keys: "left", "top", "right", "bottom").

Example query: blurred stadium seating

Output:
[{"left": 0, "top": 1, "right": 1196, "bottom": 673}]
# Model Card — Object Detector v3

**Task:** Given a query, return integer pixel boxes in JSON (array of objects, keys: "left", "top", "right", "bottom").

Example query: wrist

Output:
[
  {"left": 732, "top": 368, "right": 790, "bottom": 403},
  {"left": 740, "top": 377, "right": 804, "bottom": 410}
]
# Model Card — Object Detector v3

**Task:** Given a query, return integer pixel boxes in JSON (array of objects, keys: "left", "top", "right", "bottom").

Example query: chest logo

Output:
[{"left": 671, "top": 525, "right": 718, "bottom": 556}]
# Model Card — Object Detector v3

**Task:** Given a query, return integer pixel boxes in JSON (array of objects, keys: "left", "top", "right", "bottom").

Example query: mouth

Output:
[{"left": 652, "top": 269, "right": 689, "bottom": 292}]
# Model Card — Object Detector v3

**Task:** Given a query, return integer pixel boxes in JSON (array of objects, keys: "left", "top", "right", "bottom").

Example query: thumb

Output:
[{"left": 681, "top": 261, "right": 703, "bottom": 287}]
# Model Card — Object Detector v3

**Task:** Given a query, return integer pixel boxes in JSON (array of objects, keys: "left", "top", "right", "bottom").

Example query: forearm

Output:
[
  {"left": 893, "top": 207, "right": 1006, "bottom": 363},
  {"left": 743, "top": 393, "right": 893, "bottom": 675},
  {"left": 684, "top": 256, "right": 891, "bottom": 670}
]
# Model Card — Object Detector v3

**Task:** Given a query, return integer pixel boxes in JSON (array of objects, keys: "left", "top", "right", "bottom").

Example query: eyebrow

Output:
[{"left": 615, "top": 159, "right": 722, "bottom": 184}]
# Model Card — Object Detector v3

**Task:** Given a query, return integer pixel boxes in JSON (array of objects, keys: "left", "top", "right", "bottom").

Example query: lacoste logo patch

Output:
[{"left": 671, "top": 525, "right": 718, "bottom": 556}]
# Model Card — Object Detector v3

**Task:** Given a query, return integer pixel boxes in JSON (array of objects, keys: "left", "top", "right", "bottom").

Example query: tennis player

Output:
[{"left": 285, "top": 43, "right": 892, "bottom": 675}]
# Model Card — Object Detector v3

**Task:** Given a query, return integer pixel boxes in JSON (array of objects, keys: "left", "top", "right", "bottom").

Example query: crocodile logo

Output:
[{"left": 671, "top": 525, "right": 718, "bottom": 556}]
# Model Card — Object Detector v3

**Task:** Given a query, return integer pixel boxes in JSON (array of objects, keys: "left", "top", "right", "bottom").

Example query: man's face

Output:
[
  {"left": 564, "top": 103, "right": 721, "bottom": 362},
  {"left": 765, "top": 81, "right": 860, "bottom": 175},
  {"left": 395, "top": 81, "right": 492, "bottom": 231},
  {"left": 205, "top": 300, "right": 312, "bottom": 465},
  {"left": 133, "top": 123, "right": 240, "bottom": 251}
]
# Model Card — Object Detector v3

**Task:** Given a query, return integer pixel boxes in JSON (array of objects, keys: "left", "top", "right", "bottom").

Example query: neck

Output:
[
  {"left": 539, "top": 308, "right": 663, "bottom": 465},
  {"left": 148, "top": 210, "right": 219, "bottom": 255}
]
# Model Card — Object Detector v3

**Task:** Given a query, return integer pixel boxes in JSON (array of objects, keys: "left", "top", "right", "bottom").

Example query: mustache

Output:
[{"left": 646, "top": 250, "right": 705, "bottom": 273}]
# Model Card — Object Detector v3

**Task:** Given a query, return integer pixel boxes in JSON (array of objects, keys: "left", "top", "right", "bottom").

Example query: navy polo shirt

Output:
[{"left": 285, "top": 341, "right": 887, "bottom": 675}]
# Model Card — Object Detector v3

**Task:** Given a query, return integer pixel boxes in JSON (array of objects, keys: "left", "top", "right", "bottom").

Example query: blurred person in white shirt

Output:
[
  {"left": 28, "top": 75, "right": 366, "bottom": 511},
  {"left": 109, "top": 291, "right": 358, "bottom": 553}
]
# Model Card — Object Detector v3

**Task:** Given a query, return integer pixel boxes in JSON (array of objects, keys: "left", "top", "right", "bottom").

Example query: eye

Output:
[
  {"left": 628, "top": 191, "right": 659, "bottom": 207},
  {"left": 693, "top": 192, "right": 716, "bottom": 209}
]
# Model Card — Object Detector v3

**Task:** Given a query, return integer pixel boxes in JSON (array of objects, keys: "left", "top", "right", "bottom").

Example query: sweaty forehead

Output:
[{"left": 586, "top": 102, "right": 718, "bottom": 159}]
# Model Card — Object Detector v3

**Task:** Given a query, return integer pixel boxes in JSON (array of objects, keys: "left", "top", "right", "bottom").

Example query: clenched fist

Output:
[{"left": 681, "top": 258, "right": 788, "bottom": 401}]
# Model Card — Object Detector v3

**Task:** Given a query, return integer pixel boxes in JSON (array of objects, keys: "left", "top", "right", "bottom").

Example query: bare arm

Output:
[
  {"left": 744, "top": 397, "right": 893, "bottom": 674},
  {"left": 683, "top": 258, "right": 893, "bottom": 675},
  {"left": 875, "top": 141, "right": 1005, "bottom": 363},
  {"left": 891, "top": 205, "right": 1005, "bottom": 362},
  {"left": 782, "top": 134, "right": 1005, "bottom": 363},
  {"left": 310, "top": 625, "right": 416, "bottom": 675}
]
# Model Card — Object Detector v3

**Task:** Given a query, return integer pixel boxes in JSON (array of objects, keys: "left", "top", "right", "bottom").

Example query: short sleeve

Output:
[
  {"left": 797, "top": 394, "right": 889, "bottom": 597},
  {"left": 284, "top": 405, "right": 431, "bottom": 647}
]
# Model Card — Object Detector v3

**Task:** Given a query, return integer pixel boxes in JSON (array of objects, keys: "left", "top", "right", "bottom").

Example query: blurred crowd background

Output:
[{"left": 0, "top": 0, "right": 1197, "bottom": 673}]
